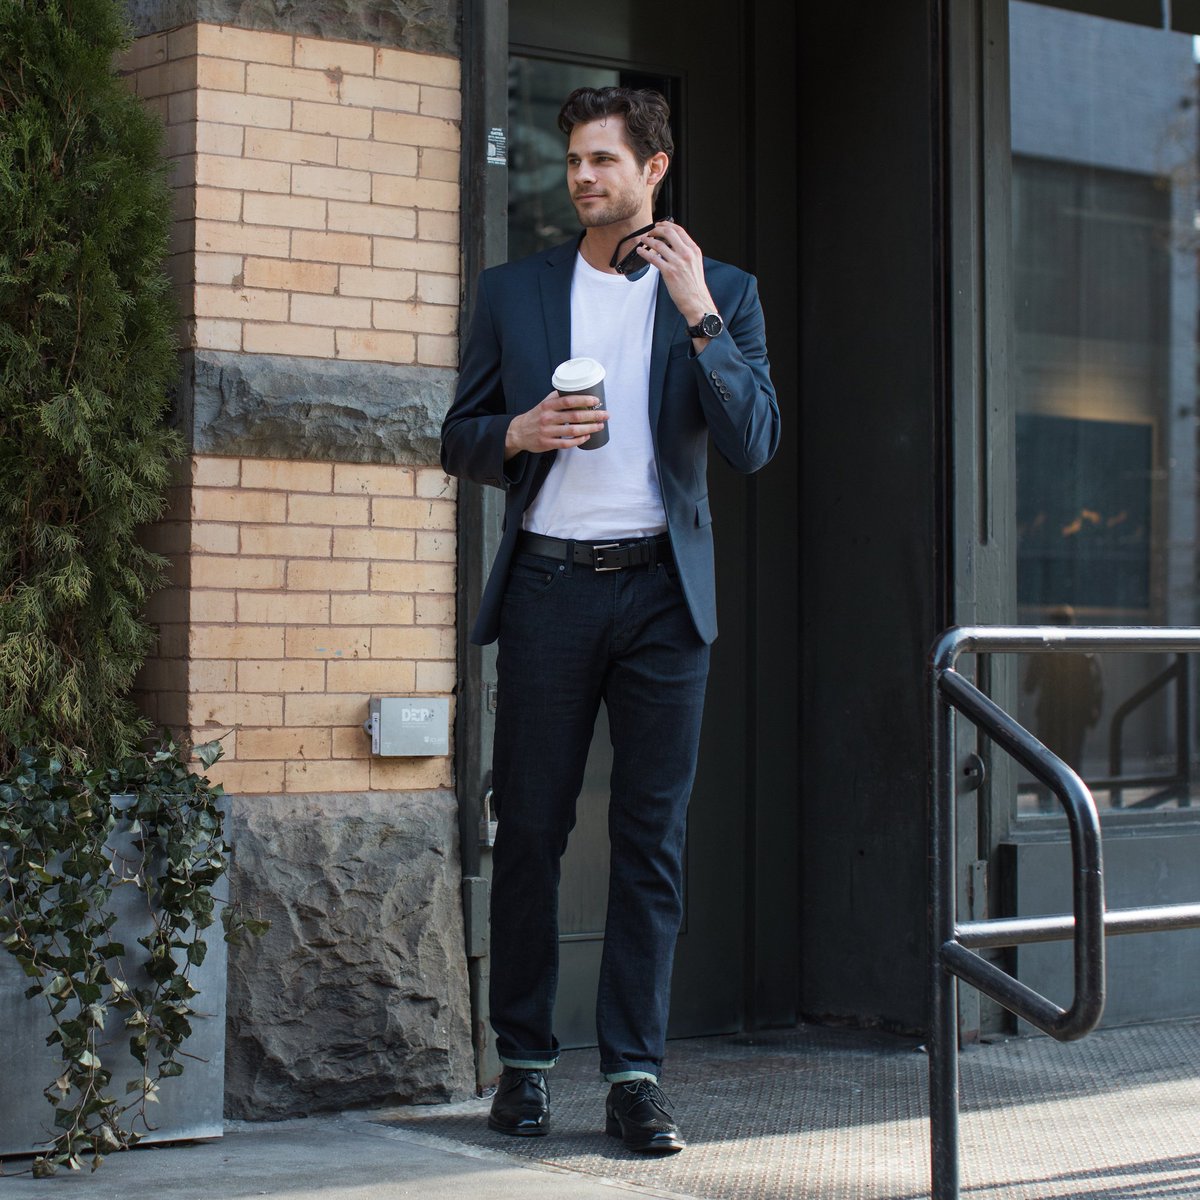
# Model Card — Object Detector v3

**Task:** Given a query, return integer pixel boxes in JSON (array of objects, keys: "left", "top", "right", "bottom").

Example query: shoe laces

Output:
[{"left": 620, "top": 1078, "right": 673, "bottom": 1112}]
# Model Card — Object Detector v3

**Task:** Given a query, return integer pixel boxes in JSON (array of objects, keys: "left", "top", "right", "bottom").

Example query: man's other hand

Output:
[{"left": 504, "top": 391, "right": 610, "bottom": 459}]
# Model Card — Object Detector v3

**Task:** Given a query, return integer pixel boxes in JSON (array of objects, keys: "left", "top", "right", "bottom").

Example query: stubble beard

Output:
[{"left": 573, "top": 188, "right": 644, "bottom": 229}]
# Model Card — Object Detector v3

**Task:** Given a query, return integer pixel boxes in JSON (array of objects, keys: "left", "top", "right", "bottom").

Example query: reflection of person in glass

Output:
[{"left": 1023, "top": 605, "right": 1104, "bottom": 779}]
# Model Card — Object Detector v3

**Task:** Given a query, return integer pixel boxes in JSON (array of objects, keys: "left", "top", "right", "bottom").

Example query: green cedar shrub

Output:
[{"left": 0, "top": 0, "right": 183, "bottom": 773}]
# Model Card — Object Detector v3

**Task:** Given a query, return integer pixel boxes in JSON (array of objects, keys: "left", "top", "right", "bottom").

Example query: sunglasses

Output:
[{"left": 609, "top": 217, "right": 674, "bottom": 278}]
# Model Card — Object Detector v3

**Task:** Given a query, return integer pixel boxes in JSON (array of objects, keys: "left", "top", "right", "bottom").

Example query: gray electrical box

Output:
[{"left": 365, "top": 696, "right": 450, "bottom": 756}]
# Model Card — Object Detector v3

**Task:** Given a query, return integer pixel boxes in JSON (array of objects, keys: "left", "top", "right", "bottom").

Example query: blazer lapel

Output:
[
  {"left": 648, "top": 273, "right": 684, "bottom": 437},
  {"left": 538, "top": 237, "right": 578, "bottom": 377}
]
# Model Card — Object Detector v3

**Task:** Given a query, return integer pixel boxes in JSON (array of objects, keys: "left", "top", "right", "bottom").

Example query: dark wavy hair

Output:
[{"left": 557, "top": 86, "right": 673, "bottom": 198}]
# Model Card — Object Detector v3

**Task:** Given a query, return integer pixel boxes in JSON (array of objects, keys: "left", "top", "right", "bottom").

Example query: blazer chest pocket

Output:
[{"left": 695, "top": 494, "right": 712, "bottom": 527}]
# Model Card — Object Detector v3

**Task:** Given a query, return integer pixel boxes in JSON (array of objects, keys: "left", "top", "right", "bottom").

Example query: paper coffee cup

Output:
[{"left": 552, "top": 357, "right": 608, "bottom": 450}]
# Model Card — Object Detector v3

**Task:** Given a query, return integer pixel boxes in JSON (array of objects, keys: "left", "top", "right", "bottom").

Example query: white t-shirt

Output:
[{"left": 522, "top": 253, "right": 667, "bottom": 541}]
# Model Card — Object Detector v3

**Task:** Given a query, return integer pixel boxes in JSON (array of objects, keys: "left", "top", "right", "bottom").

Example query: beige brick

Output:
[
  {"left": 245, "top": 127, "right": 338, "bottom": 166},
  {"left": 241, "top": 458, "right": 333, "bottom": 492},
  {"left": 285, "top": 626, "right": 371, "bottom": 659},
  {"left": 288, "top": 559, "right": 369, "bottom": 592},
  {"left": 241, "top": 523, "right": 332, "bottom": 557},
  {"left": 371, "top": 561, "right": 455, "bottom": 593},
  {"left": 287, "top": 759, "right": 371, "bottom": 792},
  {"left": 196, "top": 56, "right": 246, "bottom": 92},
  {"left": 335, "top": 329, "right": 415, "bottom": 364},
  {"left": 374, "top": 111, "right": 459, "bottom": 153},
  {"left": 339, "top": 75, "right": 420, "bottom": 113},
  {"left": 206, "top": 760, "right": 285, "bottom": 795},
  {"left": 291, "top": 229, "right": 371, "bottom": 265},
  {"left": 418, "top": 207, "right": 459, "bottom": 242},
  {"left": 191, "top": 659, "right": 238, "bottom": 691},
  {"left": 197, "top": 154, "right": 290, "bottom": 193},
  {"left": 415, "top": 530, "right": 455, "bottom": 562},
  {"left": 333, "top": 463, "right": 415, "bottom": 496},
  {"left": 193, "top": 487, "right": 287, "bottom": 523},
  {"left": 246, "top": 62, "right": 339, "bottom": 103},
  {"left": 332, "top": 527, "right": 415, "bottom": 560},
  {"left": 419, "top": 86, "right": 460, "bottom": 122},
  {"left": 416, "top": 272, "right": 458, "bottom": 306},
  {"left": 166, "top": 90, "right": 196, "bottom": 124},
  {"left": 196, "top": 122, "right": 245, "bottom": 156},
  {"left": 371, "top": 497, "right": 455, "bottom": 529},
  {"left": 292, "top": 163, "right": 370, "bottom": 203},
  {"left": 373, "top": 299, "right": 456, "bottom": 335},
  {"left": 243, "top": 191, "right": 325, "bottom": 230},
  {"left": 124, "top": 31, "right": 168, "bottom": 72},
  {"left": 371, "top": 173, "right": 459, "bottom": 212},
  {"left": 326, "top": 659, "right": 418, "bottom": 693},
  {"left": 196, "top": 252, "right": 244, "bottom": 285},
  {"left": 332, "top": 725, "right": 372, "bottom": 758},
  {"left": 191, "top": 624, "right": 286, "bottom": 659},
  {"left": 373, "top": 236, "right": 458, "bottom": 275},
  {"left": 291, "top": 292, "right": 372, "bottom": 329},
  {"left": 414, "top": 594, "right": 454, "bottom": 625},
  {"left": 374, "top": 48, "right": 459, "bottom": 88},
  {"left": 330, "top": 593, "right": 414, "bottom": 625},
  {"left": 293, "top": 36, "right": 375, "bottom": 76},
  {"left": 165, "top": 121, "right": 198, "bottom": 158},
  {"left": 418, "top": 333, "right": 458, "bottom": 367},
  {"left": 243, "top": 257, "right": 338, "bottom": 294},
  {"left": 197, "top": 220, "right": 291, "bottom": 258},
  {"left": 238, "top": 660, "right": 326, "bottom": 693},
  {"left": 242, "top": 323, "right": 336, "bottom": 358},
  {"left": 195, "top": 284, "right": 290, "bottom": 323},
  {"left": 190, "top": 591, "right": 238, "bottom": 622},
  {"left": 135, "top": 57, "right": 198, "bottom": 99},
  {"left": 153, "top": 623, "right": 189, "bottom": 658},
  {"left": 190, "top": 691, "right": 285, "bottom": 726},
  {"left": 370, "top": 756, "right": 452, "bottom": 790},
  {"left": 288, "top": 493, "right": 369, "bottom": 525},
  {"left": 195, "top": 187, "right": 242, "bottom": 223},
  {"left": 336, "top": 138, "right": 418, "bottom": 177},
  {"left": 238, "top": 592, "right": 331, "bottom": 624},
  {"left": 194, "top": 24, "right": 295, "bottom": 67},
  {"left": 145, "top": 588, "right": 188, "bottom": 623},
  {"left": 415, "top": 469, "right": 456, "bottom": 499},
  {"left": 197, "top": 89, "right": 292, "bottom": 130},
  {"left": 193, "top": 318, "right": 242, "bottom": 351},
  {"left": 169, "top": 219, "right": 196, "bottom": 257},
  {"left": 238, "top": 727, "right": 330, "bottom": 760},
  {"left": 415, "top": 660, "right": 456, "bottom": 692},
  {"left": 338, "top": 265, "right": 415, "bottom": 301},
  {"left": 285, "top": 693, "right": 370, "bottom": 727},
  {"left": 327, "top": 200, "right": 416, "bottom": 238},
  {"left": 168, "top": 155, "right": 199, "bottom": 191},
  {"left": 192, "top": 555, "right": 287, "bottom": 589},
  {"left": 372, "top": 625, "right": 455, "bottom": 660},
  {"left": 166, "top": 25, "right": 197, "bottom": 61},
  {"left": 191, "top": 522, "right": 240, "bottom": 554},
  {"left": 293, "top": 100, "right": 371, "bottom": 140}
]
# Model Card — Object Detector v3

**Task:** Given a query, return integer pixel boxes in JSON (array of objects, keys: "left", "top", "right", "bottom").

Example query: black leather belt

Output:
[{"left": 517, "top": 531, "right": 671, "bottom": 572}]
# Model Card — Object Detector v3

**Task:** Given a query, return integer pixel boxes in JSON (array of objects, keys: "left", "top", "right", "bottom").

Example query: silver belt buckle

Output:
[{"left": 591, "top": 542, "right": 622, "bottom": 571}]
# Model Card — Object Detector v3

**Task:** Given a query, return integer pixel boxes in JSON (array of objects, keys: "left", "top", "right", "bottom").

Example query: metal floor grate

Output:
[{"left": 381, "top": 1021, "right": 1200, "bottom": 1200}]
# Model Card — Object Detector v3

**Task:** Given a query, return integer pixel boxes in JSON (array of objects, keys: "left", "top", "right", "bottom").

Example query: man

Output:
[{"left": 441, "top": 86, "right": 779, "bottom": 1154}]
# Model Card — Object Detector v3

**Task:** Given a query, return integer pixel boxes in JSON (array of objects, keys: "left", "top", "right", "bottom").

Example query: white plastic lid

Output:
[{"left": 552, "top": 356, "right": 605, "bottom": 392}]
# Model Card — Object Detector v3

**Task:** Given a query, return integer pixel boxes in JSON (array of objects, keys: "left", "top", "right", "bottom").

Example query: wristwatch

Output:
[{"left": 686, "top": 312, "right": 724, "bottom": 339}]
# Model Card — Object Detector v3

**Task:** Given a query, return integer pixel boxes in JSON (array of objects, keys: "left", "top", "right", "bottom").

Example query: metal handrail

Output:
[
  {"left": 928, "top": 625, "right": 1200, "bottom": 1200},
  {"left": 1107, "top": 655, "right": 1191, "bottom": 808}
]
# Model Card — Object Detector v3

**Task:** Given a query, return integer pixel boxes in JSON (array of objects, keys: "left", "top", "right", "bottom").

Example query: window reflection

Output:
[{"left": 1009, "top": 1, "right": 1199, "bottom": 814}]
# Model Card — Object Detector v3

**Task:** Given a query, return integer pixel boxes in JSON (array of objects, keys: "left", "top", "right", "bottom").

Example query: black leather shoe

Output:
[
  {"left": 605, "top": 1079, "right": 685, "bottom": 1153},
  {"left": 488, "top": 1068, "right": 550, "bottom": 1136}
]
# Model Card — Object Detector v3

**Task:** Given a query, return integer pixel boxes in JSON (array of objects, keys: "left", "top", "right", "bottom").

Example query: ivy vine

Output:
[{"left": 0, "top": 738, "right": 267, "bottom": 1176}]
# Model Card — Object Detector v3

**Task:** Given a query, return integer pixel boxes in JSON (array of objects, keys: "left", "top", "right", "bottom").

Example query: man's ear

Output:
[{"left": 645, "top": 151, "right": 670, "bottom": 192}]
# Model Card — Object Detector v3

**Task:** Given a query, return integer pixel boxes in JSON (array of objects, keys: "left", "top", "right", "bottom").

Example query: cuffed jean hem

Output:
[
  {"left": 500, "top": 1055, "right": 558, "bottom": 1070},
  {"left": 604, "top": 1070, "right": 659, "bottom": 1084}
]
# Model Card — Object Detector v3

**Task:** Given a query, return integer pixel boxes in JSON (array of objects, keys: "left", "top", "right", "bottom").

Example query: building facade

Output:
[{"left": 121, "top": 0, "right": 1200, "bottom": 1114}]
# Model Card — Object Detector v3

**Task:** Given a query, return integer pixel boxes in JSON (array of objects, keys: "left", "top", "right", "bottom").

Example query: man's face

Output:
[{"left": 566, "top": 116, "right": 655, "bottom": 229}]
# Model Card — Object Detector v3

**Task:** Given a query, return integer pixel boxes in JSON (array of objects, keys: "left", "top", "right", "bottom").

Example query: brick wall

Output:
[{"left": 123, "top": 22, "right": 460, "bottom": 366}]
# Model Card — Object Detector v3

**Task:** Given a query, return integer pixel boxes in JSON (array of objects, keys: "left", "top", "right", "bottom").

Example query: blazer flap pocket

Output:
[
  {"left": 695, "top": 494, "right": 712, "bottom": 527},
  {"left": 668, "top": 340, "right": 691, "bottom": 360}
]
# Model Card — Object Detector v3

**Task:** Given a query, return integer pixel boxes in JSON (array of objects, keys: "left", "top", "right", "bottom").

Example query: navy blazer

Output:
[{"left": 440, "top": 235, "right": 780, "bottom": 646}]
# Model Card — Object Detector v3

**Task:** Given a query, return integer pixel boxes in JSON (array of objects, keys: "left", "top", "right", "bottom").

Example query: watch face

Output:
[{"left": 701, "top": 313, "right": 723, "bottom": 337}]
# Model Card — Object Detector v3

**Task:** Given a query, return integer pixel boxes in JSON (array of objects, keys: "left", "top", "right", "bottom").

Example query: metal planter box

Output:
[{"left": 0, "top": 798, "right": 227, "bottom": 1156}]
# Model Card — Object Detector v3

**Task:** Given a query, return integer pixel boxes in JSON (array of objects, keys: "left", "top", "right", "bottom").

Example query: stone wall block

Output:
[{"left": 224, "top": 789, "right": 473, "bottom": 1117}]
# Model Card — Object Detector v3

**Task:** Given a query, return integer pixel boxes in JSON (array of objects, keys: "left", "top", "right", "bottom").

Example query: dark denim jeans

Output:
[{"left": 489, "top": 548, "right": 710, "bottom": 1080}]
